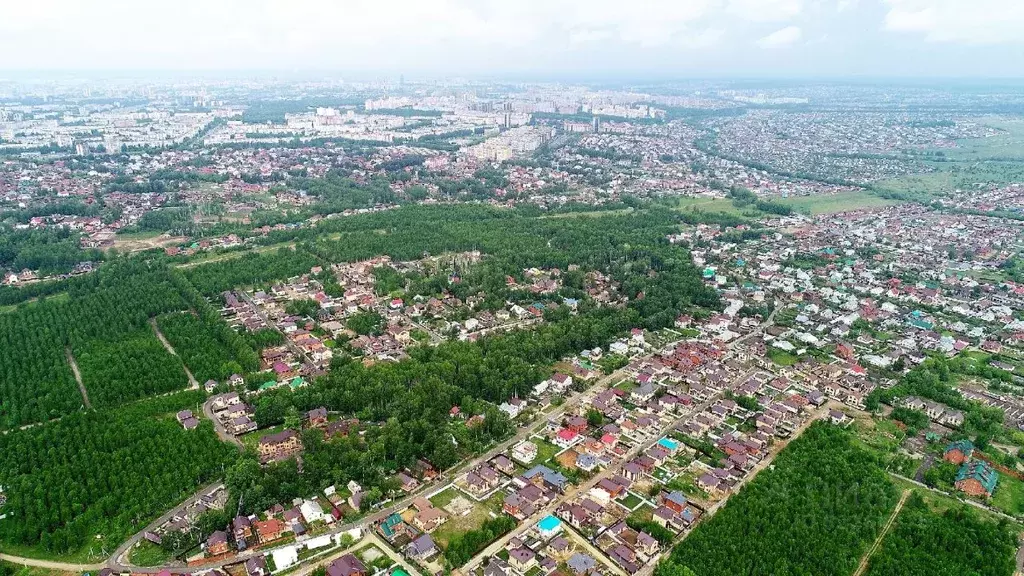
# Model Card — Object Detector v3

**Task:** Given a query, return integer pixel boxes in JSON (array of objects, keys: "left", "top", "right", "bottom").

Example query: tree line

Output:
[{"left": 660, "top": 423, "right": 900, "bottom": 576}]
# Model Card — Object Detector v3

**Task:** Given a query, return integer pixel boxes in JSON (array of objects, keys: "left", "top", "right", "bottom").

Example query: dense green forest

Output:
[
  {"left": 184, "top": 246, "right": 323, "bottom": 295},
  {"left": 0, "top": 227, "right": 102, "bottom": 275},
  {"left": 0, "top": 202, "right": 724, "bottom": 561},
  {"left": 659, "top": 423, "right": 900, "bottom": 576},
  {"left": 157, "top": 311, "right": 258, "bottom": 382},
  {"left": 866, "top": 494, "right": 1016, "bottom": 576},
  {"left": 0, "top": 391, "right": 234, "bottom": 554},
  {"left": 74, "top": 329, "right": 188, "bottom": 407},
  {"left": 0, "top": 262, "right": 189, "bottom": 428}
]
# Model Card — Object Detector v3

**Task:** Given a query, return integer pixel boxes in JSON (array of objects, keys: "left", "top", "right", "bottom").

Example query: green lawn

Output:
[
  {"left": 668, "top": 197, "right": 749, "bottom": 216},
  {"left": 429, "top": 487, "right": 462, "bottom": 508},
  {"left": 775, "top": 190, "right": 903, "bottom": 215},
  {"left": 129, "top": 540, "right": 177, "bottom": 567},
  {"left": 619, "top": 492, "right": 644, "bottom": 510},
  {"left": 768, "top": 348, "right": 799, "bottom": 366},
  {"left": 991, "top": 473, "right": 1024, "bottom": 516},
  {"left": 614, "top": 380, "right": 636, "bottom": 393},
  {"left": 535, "top": 439, "right": 562, "bottom": 464}
]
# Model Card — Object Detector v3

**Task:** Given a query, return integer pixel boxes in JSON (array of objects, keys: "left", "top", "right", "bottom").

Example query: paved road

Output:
[
  {"left": 107, "top": 312, "right": 777, "bottom": 574},
  {"left": 109, "top": 481, "right": 227, "bottom": 571},
  {"left": 461, "top": 365, "right": 761, "bottom": 575},
  {"left": 111, "top": 364, "right": 636, "bottom": 574},
  {"left": 202, "top": 396, "right": 244, "bottom": 448}
]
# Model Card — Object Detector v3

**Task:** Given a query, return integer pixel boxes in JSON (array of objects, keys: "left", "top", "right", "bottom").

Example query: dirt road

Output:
[{"left": 851, "top": 489, "right": 911, "bottom": 576}]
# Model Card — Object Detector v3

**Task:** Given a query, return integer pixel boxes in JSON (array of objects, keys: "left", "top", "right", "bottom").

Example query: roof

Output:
[
  {"left": 945, "top": 439, "right": 974, "bottom": 456},
  {"left": 957, "top": 460, "right": 998, "bottom": 494}
]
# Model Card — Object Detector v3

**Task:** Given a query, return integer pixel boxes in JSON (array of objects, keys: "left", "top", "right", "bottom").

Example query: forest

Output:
[
  {"left": 184, "top": 246, "right": 323, "bottom": 295},
  {"left": 865, "top": 494, "right": 1016, "bottom": 576},
  {"left": 157, "top": 311, "right": 259, "bottom": 382},
  {"left": 0, "top": 262, "right": 190, "bottom": 428},
  {"left": 0, "top": 391, "right": 235, "bottom": 555},
  {"left": 74, "top": 329, "right": 189, "bottom": 407},
  {"left": 661, "top": 422, "right": 900, "bottom": 576},
  {"left": 0, "top": 226, "right": 103, "bottom": 275}
]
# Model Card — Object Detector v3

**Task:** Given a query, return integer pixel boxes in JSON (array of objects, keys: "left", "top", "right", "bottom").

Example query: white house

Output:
[{"left": 512, "top": 440, "right": 538, "bottom": 464}]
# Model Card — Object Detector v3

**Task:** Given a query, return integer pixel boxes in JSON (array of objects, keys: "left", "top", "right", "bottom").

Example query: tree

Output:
[{"left": 347, "top": 311, "right": 383, "bottom": 336}]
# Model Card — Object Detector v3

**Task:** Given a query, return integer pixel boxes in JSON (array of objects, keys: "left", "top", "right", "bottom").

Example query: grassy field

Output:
[
  {"left": 768, "top": 348, "right": 798, "bottom": 366},
  {"left": 876, "top": 118, "right": 1024, "bottom": 198},
  {"left": 128, "top": 540, "right": 177, "bottom": 567},
  {"left": 852, "top": 416, "right": 906, "bottom": 455},
  {"left": 991, "top": 473, "right": 1024, "bottom": 516},
  {"left": 0, "top": 292, "right": 69, "bottom": 314},
  {"left": 775, "top": 190, "right": 904, "bottom": 215},
  {"left": 529, "top": 438, "right": 562, "bottom": 465},
  {"left": 667, "top": 197, "right": 750, "bottom": 215},
  {"left": 940, "top": 116, "right": 1024, "bottom": 161},
  {"left": 0, "top": 541, "right": 107, "bottom": 565},
  {"left": 429, "top": 491, "right": 503, "bottom": 548},
  {"left": 0, "top": 562, "right": 79, "bottom": 576}
]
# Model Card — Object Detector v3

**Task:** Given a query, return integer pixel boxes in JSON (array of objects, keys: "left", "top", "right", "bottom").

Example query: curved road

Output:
[
  {"left": 4, "top": 311, "right": 779, "bottom": 575},
  {"left": 109, "top": 365, "right": 636, "bottom": 574},
  {"left": 202, "top": 396, "right": 244, "bottom": 448}
]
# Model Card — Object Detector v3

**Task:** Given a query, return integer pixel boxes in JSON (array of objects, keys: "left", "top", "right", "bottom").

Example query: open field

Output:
[
  {"left": 991, "top": 473, "right": 1024, "bottom": 517},
  {"left": 775, "top": 190, "right": 904, "bottom": 215},
  {"left": 112, "top": 231, "right": 188, "bottom": 253},
  {"left": 666, "top": 197, "right": 749, "bottom": 215},
  {"left": 127, "top": 540, "right": 177, "bottom": 567},
  {"left": 429, "top": 489, "right": 503, "bottom": 549}
]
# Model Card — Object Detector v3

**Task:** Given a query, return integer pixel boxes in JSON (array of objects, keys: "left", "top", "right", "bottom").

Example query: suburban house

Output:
[
  {"left": 257, "top": 430, "right": 303, "bottom": 463},
  {"left": 955, "top": 460, "right": 998, "bottom": 498},
  {"left": 412, "top": 506, "right": 448, "bottom": 533},
  {"left": 177, "top": 410, "right": 199, "bottom": 430},
  {"left": 304, "top": 407, "right": 329, "bottom": 429},
  {"left": 255, "top": 518, "right": 288, "bottom": 543},
  {"left": 327, "top": 554, "right": 367, "bottom": 576},
  {"left": 943, "top": 440, "right": 974, "bottom": 465},
  {"left": 406, "top": 534, "right": 439, "bottom": 560},
  {"left": 206, "top": 530, "right": 230, "bottom": 556},
  {"left": 512, "top": 441, "right": 538, "bottom": 464}
]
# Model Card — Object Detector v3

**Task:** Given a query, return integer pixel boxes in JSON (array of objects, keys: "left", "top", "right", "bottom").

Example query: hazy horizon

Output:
[{"left": 2, "top": 0, "right": 1023, "bottom": 78}]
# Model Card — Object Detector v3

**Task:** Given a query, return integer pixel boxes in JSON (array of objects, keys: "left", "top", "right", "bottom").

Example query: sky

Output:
[{"left": 1, "top": 0, "right": 1023, "bottom": 78}]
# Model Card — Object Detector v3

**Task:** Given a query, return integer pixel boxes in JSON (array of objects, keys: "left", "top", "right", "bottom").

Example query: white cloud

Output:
[
  {"left": 837, "top": 0, "right": 859, "bottom": 12},
  {"left": 883, "top": 0, "right": 1024, "bottom": 44},
  {"left": 758, "top": 25, "right": 803, "bottom": 47},
  {"left": 727, "top": 0, "right": 803, "bottom": 22}
]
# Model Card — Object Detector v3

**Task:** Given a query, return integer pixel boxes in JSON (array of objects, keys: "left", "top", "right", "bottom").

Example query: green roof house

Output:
[{"left": 955, "top": 460, "right": 997, "bottom": 498}]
